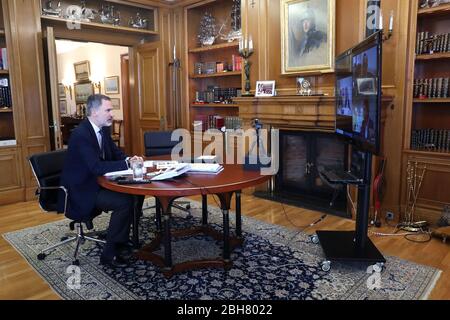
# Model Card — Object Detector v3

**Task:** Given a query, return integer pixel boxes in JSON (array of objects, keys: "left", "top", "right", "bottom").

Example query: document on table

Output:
[{"left": 104, "top": 169, "right": 133, "bottom": 177}]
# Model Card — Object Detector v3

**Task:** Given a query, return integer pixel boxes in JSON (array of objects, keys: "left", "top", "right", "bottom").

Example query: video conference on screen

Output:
[{"left": 336, "top": 45, "right": 378, "bottom": 145}]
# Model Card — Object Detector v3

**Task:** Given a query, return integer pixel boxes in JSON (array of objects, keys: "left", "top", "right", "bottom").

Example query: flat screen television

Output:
[{"left": 335, "top": 31, "right": 382, "bottom": 155}]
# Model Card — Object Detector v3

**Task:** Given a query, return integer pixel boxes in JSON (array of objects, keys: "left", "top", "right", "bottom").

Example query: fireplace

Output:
[
  {"left": 258, "top": 130, "right": 350, "bottom": 217},
  {"left": 234, "top": 95, "right": 350, "bottom": 217}
]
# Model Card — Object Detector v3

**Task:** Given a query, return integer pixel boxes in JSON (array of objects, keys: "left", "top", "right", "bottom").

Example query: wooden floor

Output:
[{"left": 0, "top": 193, "right": 449, "bottom": 300}]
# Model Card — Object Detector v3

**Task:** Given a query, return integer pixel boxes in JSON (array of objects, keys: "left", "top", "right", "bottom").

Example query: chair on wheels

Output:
[
  {"left": 111, "top": 120, "right": 122, "bottom": 148},
  {"left": 143, "top": 131, "right": 191, "bottom": 217},
  {"left": 29, "top": 149, "right": 106, "bottom": 266}
]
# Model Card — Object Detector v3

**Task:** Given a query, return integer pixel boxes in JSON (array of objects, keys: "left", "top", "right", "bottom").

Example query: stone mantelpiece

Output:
[{"left": 234, "top": 95, "right": 336, "bottom": 132}]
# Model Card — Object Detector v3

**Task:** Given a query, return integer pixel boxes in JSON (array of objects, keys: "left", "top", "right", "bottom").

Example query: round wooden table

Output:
[{"left": 98, "top": 163, "right": 271, "bottom": 277}]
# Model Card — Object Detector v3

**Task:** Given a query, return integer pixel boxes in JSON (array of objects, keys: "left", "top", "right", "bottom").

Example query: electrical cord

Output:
[
  {"left": 276, "top": 199, "right": 327, "bottom": 245},
  {"left": 346, "top": 182, "right": 431, "bottom": 243},
  {"left": 182, "top": 176, "right": 327, "bottom": 244}
]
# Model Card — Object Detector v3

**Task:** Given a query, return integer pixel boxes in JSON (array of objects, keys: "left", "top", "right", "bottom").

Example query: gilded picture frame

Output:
[
  {"left": 110, "top": 98, "right": 121, "bottom": 110},
  {"left": 74, "top": 82, "right": 94, "bottom": 104},
  {"left": 104, "top": 76, "right": 120, "bottom": 94},
  {"left": 281, "top": 0, "right": 335, "bottom": 75},
  {"left": 73, "top": 60, "right": 91, "bottom": 82}
]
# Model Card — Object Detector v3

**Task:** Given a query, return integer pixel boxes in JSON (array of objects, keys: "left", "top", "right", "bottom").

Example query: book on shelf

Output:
[{"left": 0, "top": 48, "right": 8, "bottom": 70}]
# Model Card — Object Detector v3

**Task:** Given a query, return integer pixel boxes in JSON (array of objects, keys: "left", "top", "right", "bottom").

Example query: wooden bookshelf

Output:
[
  {"left": 404, "top": 149, "right": 450, "bottom": 158},
  {"left": 418, "top": 2, "right": 450, "bottom": 16},
  {"left": 189, "top": 42, "right": 239, "bottom": 53},
  {"left": 40, "top": 16, "right": 158, "bottom": 35},
  {"left": 0, "top": 108, "right": 12, "bottom": 113},
  {"left": 416, "top": 52, "right": 450, "bottom": 60},
  {"left": 190, "top": 71, "right": 242, "bottom": 79},
  {"left": 191, "top": 103, "right": 239, "bottom": 108},
  {"left": 413, "top": 98, "right": 450, "bottom": 103}
]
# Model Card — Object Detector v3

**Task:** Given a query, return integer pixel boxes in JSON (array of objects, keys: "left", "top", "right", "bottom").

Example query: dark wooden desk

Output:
[
  {"left": 98, "top": 163, "right": 271, "bottom": 277},
  {"left": 61, "top": 116, "right": 83, "bottom": 145}
]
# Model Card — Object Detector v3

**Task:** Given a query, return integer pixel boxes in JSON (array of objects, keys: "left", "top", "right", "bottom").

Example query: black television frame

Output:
[{"left": 335, "top": 31, "right": 382, "bottom": 155}]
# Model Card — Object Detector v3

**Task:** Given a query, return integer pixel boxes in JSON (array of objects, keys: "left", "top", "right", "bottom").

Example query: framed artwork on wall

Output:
[
  {"left": 58, "top": 83, "right": 66, "bottom": 99},
  {"left": 74, "top": 60, "right": 91, "bottom": 82},
  {"left": 74, "top": 82, "right": 94, "bottom": 103},
  {"left": 59, "top": 99, "right": 67, "bottom": 115},
  {"left": 104, "top": 76, "right": 120, "bottom": 94},
  {"left": 111, "top": 98, "right": 121, "bottom": 110},
  {"left": 281, "top": 0, "right": 335, "bottom": 75}
]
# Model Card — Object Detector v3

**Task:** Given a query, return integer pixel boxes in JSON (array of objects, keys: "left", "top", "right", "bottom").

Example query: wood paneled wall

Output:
[
  {"left": 1, "top": 0, "right": 50, "bottom": 204},
  {"left": 176, "top": 0, "right": 411, "bottom": 219}
]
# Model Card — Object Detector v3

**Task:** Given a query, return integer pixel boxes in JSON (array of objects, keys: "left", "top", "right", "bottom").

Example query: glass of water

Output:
[{"left": 130, "top": 158, "right": 144, "bottom": 181}]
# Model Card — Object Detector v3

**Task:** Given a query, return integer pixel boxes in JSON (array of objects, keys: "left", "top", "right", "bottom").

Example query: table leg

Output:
[
  {"left": 155, "top": 198, "right": 162, "bottom": 232},
  {"left": 132, "top": 195, "right": 140, "bottom": 249},
  {"left": 162, "top": 212, "right": 172, "bottom": 268},
  {"left": 222, "top": 209, "right": 230, "bottom": 261},
  {"left": 202, "top": 194, "right": 208, "bottom": 226},
  {"left": 235, "top": 190, "right": 242, "bottom": 238}
]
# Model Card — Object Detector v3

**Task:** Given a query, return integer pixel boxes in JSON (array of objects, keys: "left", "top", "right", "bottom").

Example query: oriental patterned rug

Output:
[{"left": 3, "top": 199, "right": 441, "bottom": 300}]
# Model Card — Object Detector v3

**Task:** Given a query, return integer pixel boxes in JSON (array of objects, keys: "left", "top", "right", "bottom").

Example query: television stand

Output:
[{"left": 314, "top": 151, "right": 385, "bottom": 271}]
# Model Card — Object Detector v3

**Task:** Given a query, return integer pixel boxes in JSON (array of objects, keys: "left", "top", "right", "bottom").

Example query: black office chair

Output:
[
  {"left": 29, "top": 149, "right": 106, "bottom": 266},
  {"left": 143, "top": 131, "right": 192, "bottom": 217}
]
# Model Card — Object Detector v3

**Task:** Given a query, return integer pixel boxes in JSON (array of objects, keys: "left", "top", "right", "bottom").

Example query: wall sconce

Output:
[
  {"left": 93, "top": 81, "right": 101, "bottom": 94},
  {"left": 62, "top": 81, "right": 73, "bottom": 100},
  {"left": 379, "top": 9, "right": 394, "bottom": 42}
]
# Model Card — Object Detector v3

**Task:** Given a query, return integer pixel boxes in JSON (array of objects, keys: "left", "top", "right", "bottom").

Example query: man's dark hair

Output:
[{"left": 86, "top": 94, "right": 111, "bottom": 116}]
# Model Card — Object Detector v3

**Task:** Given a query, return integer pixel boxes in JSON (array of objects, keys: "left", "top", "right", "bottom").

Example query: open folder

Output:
[{"left": 150, "top": 163, "right": 191, "bottom": 181}]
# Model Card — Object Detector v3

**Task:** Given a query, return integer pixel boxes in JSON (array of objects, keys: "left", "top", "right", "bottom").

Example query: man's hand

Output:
[{"left": 130, "top": 155, "right": 144, "bottom": 162}]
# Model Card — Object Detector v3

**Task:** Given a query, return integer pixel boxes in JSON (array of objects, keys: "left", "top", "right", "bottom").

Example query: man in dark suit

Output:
[{"left": 59, "top": 94, "right": 142, "bottom": 268}]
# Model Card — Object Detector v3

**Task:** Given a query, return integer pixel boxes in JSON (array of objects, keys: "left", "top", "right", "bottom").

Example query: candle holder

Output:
[{"left": 239, "top": 36, "right": 254, "bottom": 96}]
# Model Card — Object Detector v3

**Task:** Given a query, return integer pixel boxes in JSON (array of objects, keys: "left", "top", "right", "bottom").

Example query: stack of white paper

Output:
[
  {"left": 104, "top": 169, "right": 133, "bottom": 177},
  {"left": 188, "top": 163, "right": 223, "bottom": 174},
  {"left": 151, "top": 163, "right": 191, "bottom": 181}
]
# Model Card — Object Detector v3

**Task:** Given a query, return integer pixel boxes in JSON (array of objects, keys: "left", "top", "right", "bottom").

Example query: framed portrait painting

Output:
[{"left": 281, "top": 0, "right": 335, "bottom": 75}]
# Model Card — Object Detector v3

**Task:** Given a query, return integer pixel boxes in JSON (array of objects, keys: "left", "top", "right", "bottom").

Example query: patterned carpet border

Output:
[{"left": 3, "top": 199, "right": 441, "bottom": 300}]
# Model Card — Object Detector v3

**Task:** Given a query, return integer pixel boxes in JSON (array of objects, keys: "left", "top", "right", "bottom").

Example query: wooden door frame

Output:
[{"left": 121, "top": 53, "right": 132, "bottom": 155}]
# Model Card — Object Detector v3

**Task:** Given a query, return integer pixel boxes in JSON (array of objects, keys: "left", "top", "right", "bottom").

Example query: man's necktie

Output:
[{"left": 98, "top": 130, "right": 105, "bottom": 160}]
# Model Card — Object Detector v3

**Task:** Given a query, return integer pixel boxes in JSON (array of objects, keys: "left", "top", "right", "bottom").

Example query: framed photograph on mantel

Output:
[
  {"left": 255, "top": 81, "right": 276, "bottom": 97},
  {"left": 281, "top": 0, "right": 335, "bottom": 75},
  {"left": 74, "top": 60, "right": 90, "bottom": 82}
]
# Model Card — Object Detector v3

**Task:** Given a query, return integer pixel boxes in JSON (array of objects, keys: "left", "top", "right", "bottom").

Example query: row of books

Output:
[
  {"left": 413, "top": 77, "right": 449, "bottom": 99},
  {"left": 0, "top": 85, "right": 12, "bottom": 108},
  {"left": 193, "top": 55, "right": 243, "bottom": 75},
  {"left": 194, "top": 87, "right": 241, "bottom": 104},
  {"left": 193, "top": 115, "right": 242, "bottom": 131},
  {"left": 411, "top": 129, "right": 450, "bottom": 153},
  {"left": 0, "top": 48, "right": 8, "bottom": 70},
  {"left": 416, "top": 32, "right": 450, "bottom": 55}
]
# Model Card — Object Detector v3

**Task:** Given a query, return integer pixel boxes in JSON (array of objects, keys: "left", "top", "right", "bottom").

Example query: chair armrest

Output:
[{"left": 36, "top": 186, "right": 68, "bottom": 214}]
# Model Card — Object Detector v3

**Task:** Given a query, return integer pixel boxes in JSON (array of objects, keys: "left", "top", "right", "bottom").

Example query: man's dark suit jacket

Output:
[{"left": 58, "top": 119, "right": 128, "bottom": 221}]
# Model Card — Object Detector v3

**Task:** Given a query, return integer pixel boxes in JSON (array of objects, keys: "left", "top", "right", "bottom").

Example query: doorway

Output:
[{"left": 45, "top": 38, "right": 130, "bottom": 151}]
